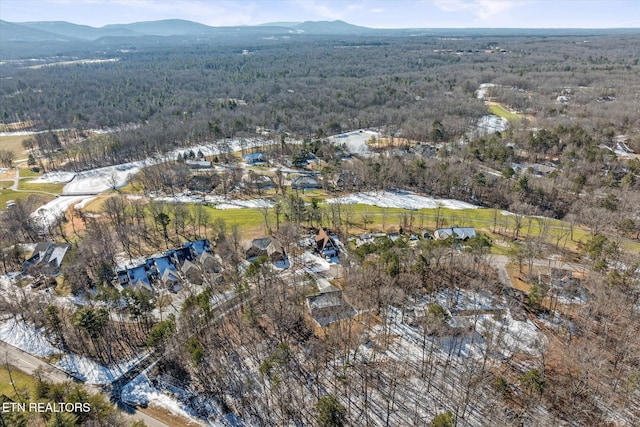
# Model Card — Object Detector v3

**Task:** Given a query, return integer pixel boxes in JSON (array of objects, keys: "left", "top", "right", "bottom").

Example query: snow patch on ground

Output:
[
  {"left": 476, "top": 115, "right": 508, "bottom": 135},
  {"left": 328, "top": 129, "right": 379, "bottom": 155},
  {"left": 29, "top": 171, "right": 76, "bottom": 184},
  {"left": 214, "top": 199, "right": 274, "bottom": 209},
  {"left": 122, "top": 373, "right": 203, "bottom": 422},
  {"left": 476, "top": 83, "right": 497, "bottom": 100},
  {"left": 327, "top": 190, "right": 479, "bottom": 210},
  {"left": 30, "top": 196, "right": 85, "bottom": 230},
  {"left": 0, "top": 316, "right": 146, "bottom": 385},
  {"left": 73, "top": 197, "right": 96, "bottom": 210},
  {"left": 379, "top": 290, "right": 546, "bottom": 361},
  {"left": 0, "top": 317, "right": 60, "bottom": 357},
  {"left": 55, "top": 353, "right": 144, "bottom": 385},
  {"left": 63, "top": 161, "right": 146, "bottom": 195}
]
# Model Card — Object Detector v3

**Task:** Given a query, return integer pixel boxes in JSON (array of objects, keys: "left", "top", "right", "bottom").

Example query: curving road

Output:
[
  {"left": 0, "top": 340, "right": 171, "bottom": 427},
  {"left": 491, "top": 254, "right": 589, "bottom": 289}
]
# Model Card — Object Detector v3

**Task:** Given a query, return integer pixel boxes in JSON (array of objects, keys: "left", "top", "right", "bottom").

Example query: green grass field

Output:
[
  {"left": 488, "top": 103, "right": 522, "bottom": 122},
  {"left": 0, "top": 365, "right": 36, "bottom": 399},
  {"left": 0, "top": 189, "right": 54, "bottom": 209},
  {"left": 18, "top": 168, "right": 43, "bottom": 178},
  {"left": 0, "top": 180, "right": 13, "bottom": 189},
  {"left": 18, "top": 180, "right": 65, "bottom": 194}
]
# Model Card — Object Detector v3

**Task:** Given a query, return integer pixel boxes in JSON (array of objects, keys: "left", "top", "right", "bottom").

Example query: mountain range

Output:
[
  {"left": 2, "top": 19, "right": 639, "bottom": 59},
  {"left": 1, "top": 19, "right": 377, "bottom": 42}
]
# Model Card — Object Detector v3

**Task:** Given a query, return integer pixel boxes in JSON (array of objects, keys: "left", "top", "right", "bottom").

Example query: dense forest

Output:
[{"left": 1, "top": 24, "right": 640, "bottom": 427}]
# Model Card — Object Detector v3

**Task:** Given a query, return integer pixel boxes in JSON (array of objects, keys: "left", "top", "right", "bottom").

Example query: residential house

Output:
[
  {"left": 116, "top": 239, "right": 215, "bottom": 291},
  {"left": 315, "top": 228, "right": 340, "bottom": 258},
  {"left": 181, "top": 260, "right": 203, "bottom": 285},
  {"left": 125, "top": 265, "right": 153, "bottom": 293},
  {"left": 243, "top": 152, "right": 266, "bottom": 165},
  {"left": 154, "top": 255, "right": 182, "bottom": 292},
  {"left": 185, "top": 160, "right": 213, "bottom": 169},
  {"left": 306, "top": 286, "right": 355, "bottom": 327},
  {"left": 198, "top": 251, "right": 221, "bottom": 274},
  {"left": 291, "top": 175, "right": 320, "bottom": 190},
  {"left": 184, "top": 239, "right": 212, "bottom": 257},
  {"left": 22, "top": 242, "right": 71, "bottom": 278},
  {"left": 433, "top": 227, "right": 477, "bottom": 241},
  {"left": 243, "top": 237, "right": 287, "bottom": 263}
]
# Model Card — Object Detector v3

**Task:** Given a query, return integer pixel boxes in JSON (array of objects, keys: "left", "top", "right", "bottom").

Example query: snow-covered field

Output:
[
  {"left": 0, "top": 317, "right": 59, "bottom": 357},
  {"left": 327, "top": 190, "right": 479, "bottom": 210},
  {"left": 29, "top": 171, "right": 76, "bottom": 184},
  {"left": 476, "top": 115, "right": 508, "bottom": 135},
  {"left": 63, "top": 161, "right": 147, "bottom": 195},
  {"left": 328, "top": 129, "right": 380, "bottom": 155},
  {"left": 211, "top": 198, "right": 274, "bottom": 210},
  {"left": 30, "top": 195, "right": 87, "bottom": 230},
  {"left": 150, "top": 194, "right": 275, "bottom": 209}
]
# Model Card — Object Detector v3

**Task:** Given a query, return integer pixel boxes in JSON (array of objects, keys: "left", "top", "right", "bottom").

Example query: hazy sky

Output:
[{"left": 1, "top": 0, "right": 638, "bottom": 28}]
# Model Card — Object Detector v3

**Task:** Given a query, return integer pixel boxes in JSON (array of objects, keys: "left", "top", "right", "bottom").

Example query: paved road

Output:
[
  {"left": 0, "top": 340, "right": 171, "bottom": 427},
  {"left": 8, "top": 166, "right": 59, "bottom": 196},
  {"left": 491, "top": 254, "right": 590, "bottom": 289},
  {"left": 0, "top": 339, "right": 71, "bottom": 384},
  {"left": 10, "top": 166, "right": 19, "bottom": 190}
]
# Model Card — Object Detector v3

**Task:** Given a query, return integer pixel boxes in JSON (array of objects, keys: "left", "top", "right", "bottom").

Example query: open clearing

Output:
[
  {"left": 18, "top": 180, "right": 65, "bottom": 194},
  {"left": 0, "top": 190, "right": 53, "bottom": 208},
  {"left": 0, "top": 134, "right": 29, "bottom": 156},
  {"left": 487, "top": 102, "right": 522, "bottom": 121},
  {"left": 0, "top": 365, "right": 37, "bottom": 399}
]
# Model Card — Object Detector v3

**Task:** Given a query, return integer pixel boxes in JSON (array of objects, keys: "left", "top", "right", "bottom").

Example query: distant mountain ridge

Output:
[
  {"left": 2, "top": 19, "right": 639, "bottom": 59},
  {"left": 1, "top": 19, "right": 375, "bottom": 42}
]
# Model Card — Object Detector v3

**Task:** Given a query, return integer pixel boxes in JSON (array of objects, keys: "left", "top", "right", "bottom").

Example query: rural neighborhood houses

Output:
[{"left": 115, "top": 239, "right": 216, "bottom": 292}]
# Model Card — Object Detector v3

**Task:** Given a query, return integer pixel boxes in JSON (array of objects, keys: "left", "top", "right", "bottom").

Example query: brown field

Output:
[
  {"left": 0, "top": 134, "right": 30, "bottom": 156},
  {"left": 505, "top": 264, "right": 533, "bottom": 293}
]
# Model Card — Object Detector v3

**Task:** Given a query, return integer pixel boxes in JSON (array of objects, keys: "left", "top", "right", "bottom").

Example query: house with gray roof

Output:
[
  {"left": 243, "top": 237, "right": 287, "bottom": 263},
  {"left": 22, "top": 242, "right": 71, "bottom": 278},
  {"left": 306, "top": 286, "right": 355, "bottom": 327},
  {"left": 433, "top": 227, "right": 477, "bottom": 241}
]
